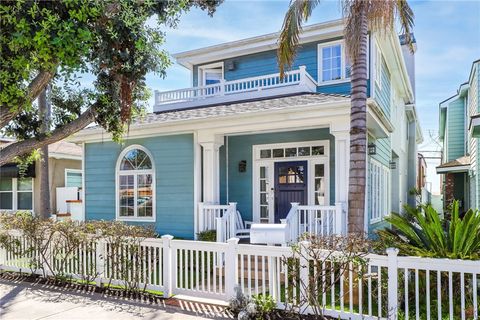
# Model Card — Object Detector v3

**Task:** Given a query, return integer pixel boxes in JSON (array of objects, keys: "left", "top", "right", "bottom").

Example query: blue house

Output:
[
  {"left": 437, "top": 59, "right": 480, "bottom": 213},
  {"left": 72, "top": 19, "right": 422, "bottom": 240}
]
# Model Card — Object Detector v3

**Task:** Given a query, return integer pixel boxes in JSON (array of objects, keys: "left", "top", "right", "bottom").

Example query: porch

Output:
[
  {"left": 195, "top": 125, "right": 351, "bottom": 243},
  {"left": 198, "top": 201, "right": 345, "bottom": 244}
]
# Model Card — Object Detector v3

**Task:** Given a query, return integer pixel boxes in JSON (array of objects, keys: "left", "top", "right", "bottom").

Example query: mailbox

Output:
[{"left": 250, "top": 223, "right": 288, "bottom": 245}]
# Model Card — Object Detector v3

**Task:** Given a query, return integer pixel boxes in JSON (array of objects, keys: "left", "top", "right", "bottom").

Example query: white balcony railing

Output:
[{"left": 154, "top": 66, "right": 317, "bottom": 111}]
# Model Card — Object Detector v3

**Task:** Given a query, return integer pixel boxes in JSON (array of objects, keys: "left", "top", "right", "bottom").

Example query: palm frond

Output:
[
  {"left": 395, "top": 0, "right": 415, "bottom": 52},
  {"left": 277, "top": 0, "right": 320, "bottom": 80}
]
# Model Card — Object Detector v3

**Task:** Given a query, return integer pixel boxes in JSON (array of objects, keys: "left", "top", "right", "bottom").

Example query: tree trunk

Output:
[
  {"left": 38, "top": 88, "right": 51, "bottom": 219},
  {"left": 347, "top": 4, "right": 368, "bottom": 234},
  {"left": 0, "top": 105, "right": 96, "bottom": 166}
]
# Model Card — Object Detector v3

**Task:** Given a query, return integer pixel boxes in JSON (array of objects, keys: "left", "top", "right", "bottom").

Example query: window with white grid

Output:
[{"left": 368, "top": 159, "right": 390, "bottom": 222}]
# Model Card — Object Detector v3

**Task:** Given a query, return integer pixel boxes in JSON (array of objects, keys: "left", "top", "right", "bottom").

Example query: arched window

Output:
[{"left": 116, "top": 145, "right": 155, "bottom": 221}]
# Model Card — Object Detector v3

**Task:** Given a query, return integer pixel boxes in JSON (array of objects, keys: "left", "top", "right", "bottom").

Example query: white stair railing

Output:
[
  {"left": 282, "top": 202, "right": 344, "bottom": 242},
  {"left": 215, "top": 202, "right": 237, "bottom": 243},
  {"left": 198, "top": 202, "right": 231, "bottom": 233}
]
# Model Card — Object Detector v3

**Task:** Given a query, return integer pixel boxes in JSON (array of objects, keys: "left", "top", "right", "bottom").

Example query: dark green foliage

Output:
[
  {"left": 377, "top": 201, "right": 480, "bottom": 259},
  {"left": 1, "top": 0, "right": 222, "bottom": 153},
  {"left": 196, "top": 229, "right": 216, "bottom": 242}
]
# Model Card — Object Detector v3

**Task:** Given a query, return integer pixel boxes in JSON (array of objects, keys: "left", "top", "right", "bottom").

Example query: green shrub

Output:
[
  {"left": 377, "top": 200, "right": 480, "bottom": 259},
  {"left": 197, "top": 229, "right": 216, "bottom": 242}
]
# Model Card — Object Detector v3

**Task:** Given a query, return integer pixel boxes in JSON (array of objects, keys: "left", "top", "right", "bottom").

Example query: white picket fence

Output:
[{"left": 0, "top": 231, "right": 479, "bottom": 319}]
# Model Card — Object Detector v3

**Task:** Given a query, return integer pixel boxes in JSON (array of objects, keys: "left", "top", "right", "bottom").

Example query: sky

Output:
[{"left": 146, "top": 0, "right": 480, "bottom": 193}]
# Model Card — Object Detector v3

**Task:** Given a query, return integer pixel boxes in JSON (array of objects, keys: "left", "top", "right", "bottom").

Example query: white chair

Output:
[{"left": 235, "top": 210, "right": 252, "bottom": 239}]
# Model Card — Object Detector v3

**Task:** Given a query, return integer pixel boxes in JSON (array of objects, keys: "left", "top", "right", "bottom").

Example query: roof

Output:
[
  {"left": 72, "top": 93, "right": 351, "bottom": 142},
  {"left": 84, "top": 93, "right": 349, "bottom": 130},
  {"left": 172, "top": 19, "right": 345, "bottom": 68},
  {"left": 436, "top": 155, "right": 470, "bottom": 173},
  {"left": 0, "top": 139, "right": 82, "bottom": 160},
  {"left": 48, "top": 141, "right": 82, "bottom": 160}
]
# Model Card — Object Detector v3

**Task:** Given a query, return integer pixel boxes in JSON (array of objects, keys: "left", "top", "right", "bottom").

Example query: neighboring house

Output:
[
  {"left": 72, "top": 19, "right": 422, "bottom": 239},
  {"left": 0, "top": 138, "right": 83, "bottom": 217},
  {"left": 417, "top": 153, "right": 431, "bottom": 204},
  {"left": 437, "top": 59, "right": 480, "bottom": 213}
]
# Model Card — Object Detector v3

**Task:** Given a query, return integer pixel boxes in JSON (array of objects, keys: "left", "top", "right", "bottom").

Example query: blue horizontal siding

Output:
[
  {"left": 446, "top": 97, "right": 465, "bottom": 161},
  {"left": 193, "top": 37, "right": 371, "bottom": 96},
  {"left": 84, "top": 134, "right": 195, "bottom": 239},
  {"left": 223, "top": 128, "right": 335, "bottom": 221},
  {"left": 374, "top": 57, "right": 391, "bottom": 118}
]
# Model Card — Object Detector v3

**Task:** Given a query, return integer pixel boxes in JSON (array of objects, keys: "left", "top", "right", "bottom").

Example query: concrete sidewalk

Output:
[{"left": 0, "top": 278, "right": 231, "bottom": 320}]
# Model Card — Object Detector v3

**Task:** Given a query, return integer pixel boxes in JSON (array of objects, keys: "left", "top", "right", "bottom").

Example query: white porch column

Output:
[
  {"left": 198, "top": 133, "right": 224, "bottom": 204},
  {"left": 331, "top": 129, "right": 350, "bottom": 234}
]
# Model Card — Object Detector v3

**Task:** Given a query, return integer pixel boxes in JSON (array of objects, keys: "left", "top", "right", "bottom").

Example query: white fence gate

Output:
[{"left": 1, "top": 232, "right": 479, "bottom": 319}]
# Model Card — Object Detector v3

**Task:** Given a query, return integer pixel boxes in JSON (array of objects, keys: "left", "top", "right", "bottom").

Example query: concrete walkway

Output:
[{"left": 0, "top": 278, "right": 231, "bottom": 320}]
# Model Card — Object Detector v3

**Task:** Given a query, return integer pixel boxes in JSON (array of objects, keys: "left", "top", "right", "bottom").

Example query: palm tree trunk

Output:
[{"left": 347, "top": 3, "right": 368, "bottom": 234}]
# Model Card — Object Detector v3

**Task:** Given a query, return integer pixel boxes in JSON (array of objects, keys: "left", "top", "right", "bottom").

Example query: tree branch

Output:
[
  {"left": 0, "top": 70, "right": 56, "bottom": 128},
  {"left": 0, "top": 106, "right": 96, "bottom": 166}
]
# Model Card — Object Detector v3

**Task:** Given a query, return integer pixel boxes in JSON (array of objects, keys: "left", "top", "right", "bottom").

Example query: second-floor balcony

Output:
[{"left": 153, "top": 66, "right": 317, "bottom": 112}]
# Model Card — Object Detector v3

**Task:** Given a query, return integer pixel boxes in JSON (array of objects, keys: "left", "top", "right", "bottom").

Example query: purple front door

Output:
[{"left": 274, "top": 161, "right": 308, "bottom": 223}]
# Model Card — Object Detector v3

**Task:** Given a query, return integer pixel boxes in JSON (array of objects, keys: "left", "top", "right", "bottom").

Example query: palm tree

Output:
[{"left": 277, "top": 0, "right": 414, "bottom": 234}]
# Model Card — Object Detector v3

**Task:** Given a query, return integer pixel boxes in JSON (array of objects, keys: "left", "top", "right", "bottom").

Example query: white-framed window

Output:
[
  {"left": 368, "top": 159, "right": 390, "bottom": 222},
  {"left": 115, "top": 145, "right": 155, "bottom": 221},
  {"left": 65, "top": 169, "right": 82, "bottom": 188},
  {"left": 318, "top": 41, "right": 351, "bottom": 83},
  {"left": 0, "top": 177, "right": 33, "bottom": 211},
  {"left": 374, "top": 42, "right": 382, "bottom": 87},
  {"left": 198, "top": 62, "right": 224, "bottom": 86}
]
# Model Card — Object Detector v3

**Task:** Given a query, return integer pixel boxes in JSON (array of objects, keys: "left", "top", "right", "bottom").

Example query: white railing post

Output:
[
  {"left": 229, "top": 202, "right": 237, "bottom": 238},
  {"left": 198, "top": 202, "right": 204, "bottom": 233},
  {"left": 162, "top": 235, "right": 174, "bottom": 298},
  {"left": 95, "top": 239, "right": 105, "bottom": 287},
  {"left": 290, "top": 202, "right": 300, "bottom": 241},
  {"left": 299, "top": 65, "right": 307, "bottom": 85},
  {"left": 225, "top": 238, "right": 239, "bottom": 298},
  {"left": 216, "top": 217, "right": 224, "bottom": 243},
  {"left": 220, "top": 79, "right": 225, "bottom": 95},
  {"left": 334, "top": 202, "right": 343, "bottom": 235},
  {"left": 387, "top": 248, "right": 399, "bottom": 320},
  {"left": 299, "top": 240, "right": 310, "bottom": 313}
]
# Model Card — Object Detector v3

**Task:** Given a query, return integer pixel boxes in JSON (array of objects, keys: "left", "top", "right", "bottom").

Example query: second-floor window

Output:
[{"left": 318, "top": 42, "right": 351, "bottom": 83}]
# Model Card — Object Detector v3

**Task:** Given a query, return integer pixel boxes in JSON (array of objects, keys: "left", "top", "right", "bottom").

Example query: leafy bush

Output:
[
  {"left": 0, "top": 212, "right": 156, "bottom": 291},
  {"left": 251, "top": 294, "right": 276, "bottom": 319},
  {"left": 197, "top": 229, "right": 216, "bottom": 242},
  {"left": 377, "top": 201, "right": 480, "bottom": 259}
]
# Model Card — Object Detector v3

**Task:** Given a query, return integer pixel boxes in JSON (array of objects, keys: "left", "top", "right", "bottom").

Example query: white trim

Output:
[
  {"left": 71, "top": 98, "right": 351, "bottom": 143},
  {"left": 65, "top": 168, "right": 82, "bottom": 188},
  {"left": 115, "top": 144, "right": 156, "bottom": 222},
  {"left": 49, "top": 152, "right": 82, "bottom": 161},
  {"left": 0, "top": 177, "right": 34, "bottom": 211},
  {"left": 193, "top": 132, "right": 201, "bottom": 238},
  {"left": 173, "top": 19, "right": 344, "bottom": 68},
  {"left": 436, "top": 165, "right": 470, "bottom": 174},
  {"left": 317, "top": 40, "right": 349, "bottom": 84},
  {"left": 252, "top": 140, "right": 330, "bottom": 224},
  {"left": 81, "top": 142, "right": 85, "bottom": 220},
  {"left": 368, "top": 158, "right": 390, "bottom": 224},
  {"left": 198, "top": 62, "right": 224, "bottom": 87}
]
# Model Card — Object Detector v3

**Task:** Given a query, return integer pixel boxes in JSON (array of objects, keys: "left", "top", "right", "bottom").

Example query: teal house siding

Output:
[
  {"left": 192, "top": 38, "right": 371, "bottom": 97},
  {"left": 368, "top": 135, "right": 391, "bottom": 167},
  {"left": 224, "top": 128, "right": 335, "bottom": 221},
  {"left": 446, "top": 97, "right": 465, "bottom": 161},
  {"left": 84, "top": 134, "right": 195, "bottom": 238},
  {"left": 374, "top": 58, "right": 392, "bottom": 119}
]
